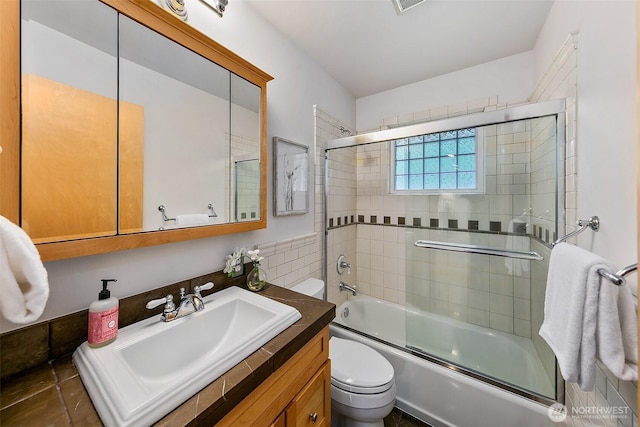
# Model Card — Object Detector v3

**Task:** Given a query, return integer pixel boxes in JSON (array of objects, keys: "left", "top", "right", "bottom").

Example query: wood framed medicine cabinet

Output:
[{"left": 0, "top": 0, "right": 272, "bottom": 261}]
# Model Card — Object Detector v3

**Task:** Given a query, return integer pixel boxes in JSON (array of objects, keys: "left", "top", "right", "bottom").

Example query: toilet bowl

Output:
[{"left": 291, "top": 279, "right": 397, "bottom": 427}]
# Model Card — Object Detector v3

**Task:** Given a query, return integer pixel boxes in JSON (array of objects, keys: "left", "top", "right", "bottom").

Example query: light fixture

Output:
[
  {"left": 200, "top": 0, "right": 229, "bottom": 18},
  {"left": 158, "top": 0, "right": 188, "bottom": 21},
  {"left": 392, "top": 0, "right": 427, "bottom": 15}
]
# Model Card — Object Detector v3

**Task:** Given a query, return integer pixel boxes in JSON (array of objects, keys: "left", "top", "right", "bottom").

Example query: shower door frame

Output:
[{"left": 324, "top": 98, "right": 567, "bottom": 406}]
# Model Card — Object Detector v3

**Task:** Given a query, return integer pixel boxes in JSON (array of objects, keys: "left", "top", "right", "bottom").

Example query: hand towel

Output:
[
  {"left": 0, "top": 216, "right": 49, "bottom": 324},
  {"left": 505, "top": 219, "right": 529, "bottom": 276},
  {"left": 596, "top": 276, "right": 638, "bottom": 382},
  {"left": 539, "top": 243, "right": 638, "bottom": 391},
  {"left": 175, "top": 214, "right": 209, "bottom": 226}
]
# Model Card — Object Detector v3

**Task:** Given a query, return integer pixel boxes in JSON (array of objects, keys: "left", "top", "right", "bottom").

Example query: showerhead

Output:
[{"left": 339, "top": 126, "right": 353, "bottom": 136}]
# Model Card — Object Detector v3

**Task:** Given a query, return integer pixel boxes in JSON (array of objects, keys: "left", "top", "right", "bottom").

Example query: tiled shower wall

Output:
[
  {"left": 325, "top": 144, "right": 358, "bottom": 308},
  {"left": 326, "top": 111, "right": 559, "bottom": 338}
]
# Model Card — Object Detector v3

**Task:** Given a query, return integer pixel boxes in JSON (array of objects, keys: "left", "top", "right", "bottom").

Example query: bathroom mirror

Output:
[{"left": 2, "top": 0, "right": 272, "bottom": 260}]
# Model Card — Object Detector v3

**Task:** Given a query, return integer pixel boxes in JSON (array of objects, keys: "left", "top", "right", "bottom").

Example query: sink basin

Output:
[{"left": 73, "top": 286, "right": 301, "bottom": 427}]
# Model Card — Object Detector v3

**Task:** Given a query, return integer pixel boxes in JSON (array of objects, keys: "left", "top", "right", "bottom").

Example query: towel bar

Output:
[
  {"left": 597, "top": 263, "right": 638, "bottom": 286},
  {"left": 158, "top": 204, "right": 218, "bottom": 222},
  {"left": 551, "top": 216, "right": 599, "bottom": 247},
  {"left": 414, "top": 240, "right": 544, "bottom": 261}
]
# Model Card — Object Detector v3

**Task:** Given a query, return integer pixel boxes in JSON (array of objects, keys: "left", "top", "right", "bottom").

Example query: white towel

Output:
[
  {"left": 505, "top": 219, "right": 529, "bottom": 276},
  {"left": 539, "top": 243, "right": 638, "bottom": 391},
  {"left": 175, "top": 214, "right": 209, "bottom": 226},
  {"left": 0, "top": 216, "right": 49, "bottom": 324}
]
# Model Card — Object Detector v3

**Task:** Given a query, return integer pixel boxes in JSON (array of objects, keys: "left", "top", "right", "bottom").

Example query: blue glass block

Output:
[
  {"left": 424, "top": 133, "right": 439, "bottom": 142},
  {"left": 424, "top": 174, "right": 439, "bottom": 189},
  {"left": 458, "top": 138, "right": 475, "bottom": 154},
  {"left": 396, "top": 160, "right": 408, "bottom": 175},
  {"left": 440, "top": 130, "right": 457, "bottom": 140},
  {"left": 440, "top": 173, "right": 456, "bottom": 189},
  {"left": 395, "top": 175, "right": 408, "bottom": 190},
  {"left": 409, "top": 159, "right": 423, "bottom": 174},
  {"left": 409, "top": 174, "right": 423, "bottom": 189},
  {"left": 459, "top": 128, "right": 476, "bottom": 137},
  {"left": 409, "top": 144, "right": 423, "bottom": 159},
  {"left": 424, "top": 142, "right": 439, "bottom": 157},
  {"left": 441, "top": 140, "right": 456, "bottom": 156},
  {"left": 424, "top": 158, "right": 439, "bottom": 173},
  {"left": 458, "top": 172, "right": 476, "bottom": 189},
  {"left": 409, "top": 135, "right": 423, "bottom": 144},
  {"left": 441, "top": 156, "right": 457, "bottom": 172},
  {"left": 396, "top": 138, "right": 408, "bottom": 146},
  {"left": 396, "top": 145, "right": 408, "bottom": 160},
  {"left": 458, "top": 154, "right": 476, "bottom": 171}
]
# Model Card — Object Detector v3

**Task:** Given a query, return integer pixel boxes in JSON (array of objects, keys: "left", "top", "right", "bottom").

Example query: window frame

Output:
[{"left": 389, "top": 127, "right": 484, "bottom": 195}]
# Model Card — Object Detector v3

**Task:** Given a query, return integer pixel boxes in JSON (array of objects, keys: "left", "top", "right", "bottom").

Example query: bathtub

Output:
[{"left": 330, "top": 294, "right": 560, "bottom": 427}]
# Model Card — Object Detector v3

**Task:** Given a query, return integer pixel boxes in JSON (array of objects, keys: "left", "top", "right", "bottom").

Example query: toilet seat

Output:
[{"left": 329, "top": 337, "right": 395, "bottom": 394}]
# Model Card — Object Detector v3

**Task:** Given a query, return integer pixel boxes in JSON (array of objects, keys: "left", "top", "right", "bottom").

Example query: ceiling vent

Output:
[{"left": 392, "top": 0, "right": 427, "bottom": 14}]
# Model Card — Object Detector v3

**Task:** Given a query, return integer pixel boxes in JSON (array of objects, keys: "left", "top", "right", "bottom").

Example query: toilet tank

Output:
[{"left": 291, "top": 278, "right": 325, "bottom": 300}]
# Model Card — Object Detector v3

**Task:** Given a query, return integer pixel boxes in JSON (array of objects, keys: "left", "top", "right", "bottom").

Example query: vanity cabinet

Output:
[
  {"left": 219, "top": 327, "right": 331, "bottom": 426},
  {"left": 0, "top": 0, "right": 272, "bottom": 261},
  {"left": 284, "top": 362, "right": 331, "bottom": 426}
]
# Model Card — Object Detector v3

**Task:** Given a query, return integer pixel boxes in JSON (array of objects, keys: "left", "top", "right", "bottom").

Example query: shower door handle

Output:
[{"left": 414, "top": 240, "right": 544, "bottom": 261}]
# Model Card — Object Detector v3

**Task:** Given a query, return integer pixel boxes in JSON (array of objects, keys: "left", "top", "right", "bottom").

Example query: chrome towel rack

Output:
[
  {"left": 414, "top": 240, "right": 544, "bottom": 261},
  {"left": 598, "top": 263, "right": 638, "bottom": 286},
  {"left": 551, "top": 215, "right": 599, "bottom": 247},
  {"left": 158, "top": 204, "right": 218, "bottom": 222}
]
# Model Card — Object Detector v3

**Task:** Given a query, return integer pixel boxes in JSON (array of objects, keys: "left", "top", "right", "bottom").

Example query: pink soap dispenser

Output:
[{"left": 88, "top": 279, "right": 119, "bottom": 348}]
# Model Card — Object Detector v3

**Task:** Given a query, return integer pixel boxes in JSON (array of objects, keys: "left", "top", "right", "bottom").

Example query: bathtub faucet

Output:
[{"left": 339, "top": 281, "right": 357, "bottom": 296}]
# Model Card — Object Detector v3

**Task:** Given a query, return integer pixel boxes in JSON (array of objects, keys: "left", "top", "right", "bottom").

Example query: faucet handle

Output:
[
  {"left": 146, "top": 294, "right": 175, "bottom": 311},
  {"left": 194, "top": 282, "right": 214, "bottom": 298}
]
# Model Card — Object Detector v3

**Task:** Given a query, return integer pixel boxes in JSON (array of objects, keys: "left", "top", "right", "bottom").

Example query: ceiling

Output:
[{"left": 243, "top": 0, "right": 554, "bottom": 98}]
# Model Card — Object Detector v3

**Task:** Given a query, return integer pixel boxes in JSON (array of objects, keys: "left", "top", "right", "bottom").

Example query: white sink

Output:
[{"left": 73, "top": 286, "right": 301, "bottom": 427}]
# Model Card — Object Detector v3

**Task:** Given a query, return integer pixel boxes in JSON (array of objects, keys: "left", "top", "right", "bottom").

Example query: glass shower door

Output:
[{"left": 403, "top": 114, "right": 561, "bottom": 399}]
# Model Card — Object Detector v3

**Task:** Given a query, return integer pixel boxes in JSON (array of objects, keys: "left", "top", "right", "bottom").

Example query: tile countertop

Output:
[{"left": 0, "top": 284, "right": 336, "bottom": 427}]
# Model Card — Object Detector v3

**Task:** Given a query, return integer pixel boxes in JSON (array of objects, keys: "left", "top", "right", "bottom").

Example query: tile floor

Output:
[{"left": 384, "top": 407, "right": 432, "bottom": 427}]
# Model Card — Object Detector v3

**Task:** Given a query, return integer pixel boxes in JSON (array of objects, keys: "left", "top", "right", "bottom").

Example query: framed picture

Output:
[{"left": 273, "top": 137, "right": 309, "bottom": 216}]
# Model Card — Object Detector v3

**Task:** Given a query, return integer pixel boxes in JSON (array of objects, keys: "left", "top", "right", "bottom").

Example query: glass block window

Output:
[{"left": 392, "top": 128, "right": 480, "bottom": 192}]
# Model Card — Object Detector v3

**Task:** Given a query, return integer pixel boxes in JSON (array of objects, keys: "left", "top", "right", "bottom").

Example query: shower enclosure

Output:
[{"left": 325, "top": 100, "right": 565, "bottom": 404}]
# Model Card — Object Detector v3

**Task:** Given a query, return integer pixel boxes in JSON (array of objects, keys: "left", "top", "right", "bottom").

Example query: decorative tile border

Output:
[{"left": 327, "top": 214, "right": 558, "bottom": 245}]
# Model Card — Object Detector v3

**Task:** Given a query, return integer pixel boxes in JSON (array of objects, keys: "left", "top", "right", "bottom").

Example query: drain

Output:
[{"left": 342, "top": 307, "right": 349, "bottom": 318}]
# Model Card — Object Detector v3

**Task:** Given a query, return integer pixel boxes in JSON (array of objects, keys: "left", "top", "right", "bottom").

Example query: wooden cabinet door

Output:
[
  {"left": 270, "top": 412, "right": 286, "bottom": 427},
  {"left": 286, "top": 361, "right": 331, "bottom": 427}
]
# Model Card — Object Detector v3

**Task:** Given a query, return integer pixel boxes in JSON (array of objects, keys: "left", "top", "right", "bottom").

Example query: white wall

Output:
[
  {"left": 1, "top": 0, "right": 355, "bottom": 333},
  {"left": 533, "top": 1, "right": 638, "bottom": 422},
  {"left": 356, "top": 51, "right": 534, "bottom": 132},
  {"left": 534, "top": 0, "right": 637, "bottom": 278}
]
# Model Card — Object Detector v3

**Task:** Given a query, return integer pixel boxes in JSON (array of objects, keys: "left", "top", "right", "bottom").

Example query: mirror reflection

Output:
[
  {"left": 20, "top": 0, "right": 263, "bottom": 243},
  {"left": 118, "top": 14, "right": 232, "bottom": 232},
  {"left": 21, "top": 0, "right": 118, "bottom": 243}
]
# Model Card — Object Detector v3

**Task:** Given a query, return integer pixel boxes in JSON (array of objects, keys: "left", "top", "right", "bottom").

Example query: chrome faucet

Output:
[
  {"left": 339, "top": 281, "right": 356, "bottom": 296},
  {"left": 146, "top": 282, "right": 214, "bottom": 322}
]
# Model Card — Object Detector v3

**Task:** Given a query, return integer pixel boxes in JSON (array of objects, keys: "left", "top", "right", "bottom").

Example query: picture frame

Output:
[{"left": 273, "top": 137, "right": 309, "bottom": 216}]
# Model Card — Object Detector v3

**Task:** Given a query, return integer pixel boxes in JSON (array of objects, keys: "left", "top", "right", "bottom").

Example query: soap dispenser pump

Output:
[{"left": 88, "top": 279, "right": 119, "bottom": 348}]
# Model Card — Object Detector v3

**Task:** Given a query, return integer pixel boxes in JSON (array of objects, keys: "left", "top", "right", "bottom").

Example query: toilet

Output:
[{"left": 291, "top": 279, "right": 396, "bottom": 427}]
